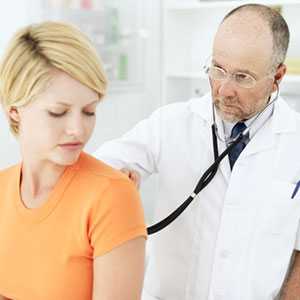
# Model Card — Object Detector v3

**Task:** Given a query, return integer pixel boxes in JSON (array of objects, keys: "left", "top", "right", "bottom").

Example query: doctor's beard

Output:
[{"left": 213, "top": 96, "right": 270, "bottom": 123}]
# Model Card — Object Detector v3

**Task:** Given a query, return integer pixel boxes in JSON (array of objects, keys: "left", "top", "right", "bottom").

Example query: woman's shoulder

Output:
[
  {"left": 0, "top": 164, "right": 19, "bottom": 183},
  {"left": 73, "top": 152, "right": 142, "bottom": 215},
  {"left": 76, "top": 152, "right": 129, "bottom": 184}
]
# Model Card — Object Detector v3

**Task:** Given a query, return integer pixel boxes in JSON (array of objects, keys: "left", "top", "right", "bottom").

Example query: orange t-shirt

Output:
[{"left": 0, "top": 152, "right": 147, "bottom": 300}]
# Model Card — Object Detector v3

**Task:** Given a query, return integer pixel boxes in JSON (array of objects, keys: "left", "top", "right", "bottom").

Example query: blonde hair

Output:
[{"left": 0, "top": 21, "right": 108, "bottom": 135}]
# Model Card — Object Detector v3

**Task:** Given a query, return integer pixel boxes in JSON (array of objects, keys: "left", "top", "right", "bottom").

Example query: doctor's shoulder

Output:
[
  {"left": 277, "top": 109, "right": 300, "bottom": 163},
  {"left": 288, "top": 110, "right": 300, "bottom": 142},
  {"left": 294, "top": 110, "right": 300, "bottom": 128}
]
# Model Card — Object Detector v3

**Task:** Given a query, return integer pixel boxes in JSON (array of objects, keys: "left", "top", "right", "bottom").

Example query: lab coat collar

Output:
[
  {"left": 189, "top": 93, "right": 297, "bottom": 178},
  {"left": 189, "top": 92, "right": 297, "bottom": 135},
  {"left": 236, "top": 96, "right": 296, "bottom": 160},
  {"left": 189, "top": 93, "right": 231, "bottom": 179},
  {"left": 189, "top": 92, "right": 213, "bottom": 123},
  {"left": 272, "top": 96, "right": 297, "bottom": 134}
]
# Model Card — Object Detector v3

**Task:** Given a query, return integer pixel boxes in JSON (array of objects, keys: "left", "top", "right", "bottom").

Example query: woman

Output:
[{"left": 0, "top": 21, "right": 146, "bottom": 300}]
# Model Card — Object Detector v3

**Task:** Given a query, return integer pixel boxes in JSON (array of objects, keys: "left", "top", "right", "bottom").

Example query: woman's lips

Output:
[{"left": 59, "top": 143, "right": 83, "bottom": 151}]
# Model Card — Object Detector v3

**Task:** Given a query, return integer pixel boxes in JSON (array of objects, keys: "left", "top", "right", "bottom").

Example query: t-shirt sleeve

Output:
[{"left": 89, "top": 178, "right": 147, "bottom": 257}]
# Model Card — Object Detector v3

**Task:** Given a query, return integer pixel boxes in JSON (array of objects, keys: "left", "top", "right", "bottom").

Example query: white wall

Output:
[{"left": 0, "top": 1, "right": 30, "bottom": 56}]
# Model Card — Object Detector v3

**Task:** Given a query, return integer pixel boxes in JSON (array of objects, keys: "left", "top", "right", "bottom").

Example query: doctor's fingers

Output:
[
  {"left": 130, "top": 171, "right": 141, "bottom": 189},
  {"left": 121, "top": 168, "right": 141, "bottom": 189}
]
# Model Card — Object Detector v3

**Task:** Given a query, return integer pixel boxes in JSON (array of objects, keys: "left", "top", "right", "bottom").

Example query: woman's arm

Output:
[
  {"left": 280, "top": 250, "right": 300, "bottom": 299},
  {"left": 93, "top": 237, "right": 145, "bottom": 300},
  {"left": 0, "top": 296, "right": 11, "bottom": 300}
]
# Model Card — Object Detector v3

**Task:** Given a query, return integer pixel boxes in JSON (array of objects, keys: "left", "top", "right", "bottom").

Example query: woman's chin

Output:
[{"left": 51, "top": 150, "right": 82, "bottom": 167}]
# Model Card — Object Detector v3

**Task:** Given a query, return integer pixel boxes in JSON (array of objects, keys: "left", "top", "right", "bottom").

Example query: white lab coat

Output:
[{"left": 94, "top": 93, "right": 300, "bottom": 300}]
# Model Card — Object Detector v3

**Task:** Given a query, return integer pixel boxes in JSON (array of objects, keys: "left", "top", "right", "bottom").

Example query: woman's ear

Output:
[{"left": 8, "top": 107, "right": 20, "bottom": 123}]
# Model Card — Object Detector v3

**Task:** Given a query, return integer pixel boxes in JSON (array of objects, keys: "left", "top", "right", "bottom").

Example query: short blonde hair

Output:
[{"left": 0, "top": 21, "right": 108, "bottom": 135}]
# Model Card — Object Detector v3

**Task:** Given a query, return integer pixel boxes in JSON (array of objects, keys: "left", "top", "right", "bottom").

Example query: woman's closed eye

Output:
[
  {"left": 83, "top": 111, "right": 95, "bottom": 116},
  {"left": 48, "top": 111, "right": 96, "bottom": 118},
  {"left": 48, "top": 111, "right": 67, "bottom": 117}
]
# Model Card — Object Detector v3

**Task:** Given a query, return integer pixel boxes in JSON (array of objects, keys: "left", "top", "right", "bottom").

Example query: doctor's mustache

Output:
[{"left": 214, "top": 96, "right": 239, "bottom": 106}]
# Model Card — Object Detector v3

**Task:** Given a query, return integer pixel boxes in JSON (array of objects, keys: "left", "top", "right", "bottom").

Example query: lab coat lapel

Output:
[
  {"left": 241, "top": 116, "right": 275, "bottom": 158},
  {"left": 189, "top": 95, "right": 296, "bottom": 181},
  {"left": 241, "top": 98, "right": 296, "bottom": 159},
  {"left": 215, "top": 113, "right": 232, "bottom": 181},
  {"left": 189, "top": 93, "right": 232, "bottom": 181}
]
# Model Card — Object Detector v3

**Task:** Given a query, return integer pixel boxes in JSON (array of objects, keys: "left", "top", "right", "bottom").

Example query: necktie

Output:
[{"left": 228, "top": 122, "right": 249, "bottom": 169}]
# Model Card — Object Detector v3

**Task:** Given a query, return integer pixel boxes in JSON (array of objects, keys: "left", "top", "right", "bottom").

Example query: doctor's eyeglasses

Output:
[{"left": 204, "top": 65, "right": 274, "bottom": 89}]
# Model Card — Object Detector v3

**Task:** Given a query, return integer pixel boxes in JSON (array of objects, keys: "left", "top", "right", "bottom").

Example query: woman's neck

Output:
[{"left": 20, "top": 158, "right": 66, "bottom": 207}]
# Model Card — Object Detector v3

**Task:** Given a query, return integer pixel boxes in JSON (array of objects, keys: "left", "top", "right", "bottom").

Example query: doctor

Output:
[{"left": 95, "top": 4, "right": 300, "bottom": 300}]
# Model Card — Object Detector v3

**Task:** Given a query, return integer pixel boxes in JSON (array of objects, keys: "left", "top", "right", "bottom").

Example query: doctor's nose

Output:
[{"left": 217, "top": 78, "right": 237, "bottom": 98}]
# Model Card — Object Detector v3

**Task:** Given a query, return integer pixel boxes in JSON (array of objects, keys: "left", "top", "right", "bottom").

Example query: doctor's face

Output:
[
  {"left": 210, "top": 13, "right": 277, "bottom": 123},
  {"left": 14, "top": 69, "right": 99, "bottom": 166}
]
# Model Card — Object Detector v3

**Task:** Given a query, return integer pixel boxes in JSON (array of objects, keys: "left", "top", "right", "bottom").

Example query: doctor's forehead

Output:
[
  {"left": 217, "top": 9, "right": 273, "bottom": 40},
  {"left": 213, "top": 11, "right": 273, "bottom": 58},
  {"left": 212, "top": 19, "right": 273, "bottom": 74}
]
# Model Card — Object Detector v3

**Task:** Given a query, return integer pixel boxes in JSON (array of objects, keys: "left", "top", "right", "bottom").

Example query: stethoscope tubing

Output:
[
  {"left": 147, "top": 86, "right": 279, "bottom": 235},
  {"left": 147, "top": 127, "right": 245, "bottom": 235}
]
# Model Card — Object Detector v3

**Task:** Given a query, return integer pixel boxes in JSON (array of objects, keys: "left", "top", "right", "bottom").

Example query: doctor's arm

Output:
[
  {"left": 280, "top": 250, "right": 300, "bottom": 299},
  {"left": 94, "top": 107, "right": 164, "bottom": 180}
]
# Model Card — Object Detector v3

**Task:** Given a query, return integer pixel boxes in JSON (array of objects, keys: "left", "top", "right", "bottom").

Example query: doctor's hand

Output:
[{"left": 121, "top": 168, "right": 141, "bottom": 189}]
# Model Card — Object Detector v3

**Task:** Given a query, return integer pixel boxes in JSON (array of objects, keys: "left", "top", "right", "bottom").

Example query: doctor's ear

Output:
[
  {"left": 8, "top": 107, "right": 20, "bottom": 123},
  {"left": 271, "top": 63, "right": 286, "bottom": 92}
]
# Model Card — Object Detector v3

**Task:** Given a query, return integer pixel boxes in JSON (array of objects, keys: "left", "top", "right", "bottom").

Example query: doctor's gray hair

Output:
[{"left": 222, "top": 4, "right": 290, "bottom": 71}]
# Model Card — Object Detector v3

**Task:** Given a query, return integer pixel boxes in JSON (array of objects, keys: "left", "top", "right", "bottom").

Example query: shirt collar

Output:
[
  {"left": 222, "top": 99, "right": 274, "bottom": 141},
  {"left": 189, "top": 91, "right": 296, "bottom": 135}
]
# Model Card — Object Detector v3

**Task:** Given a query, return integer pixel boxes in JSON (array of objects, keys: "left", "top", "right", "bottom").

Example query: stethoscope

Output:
[{"left": 147, "top": 83, "right": 280, "bottom": 235}]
